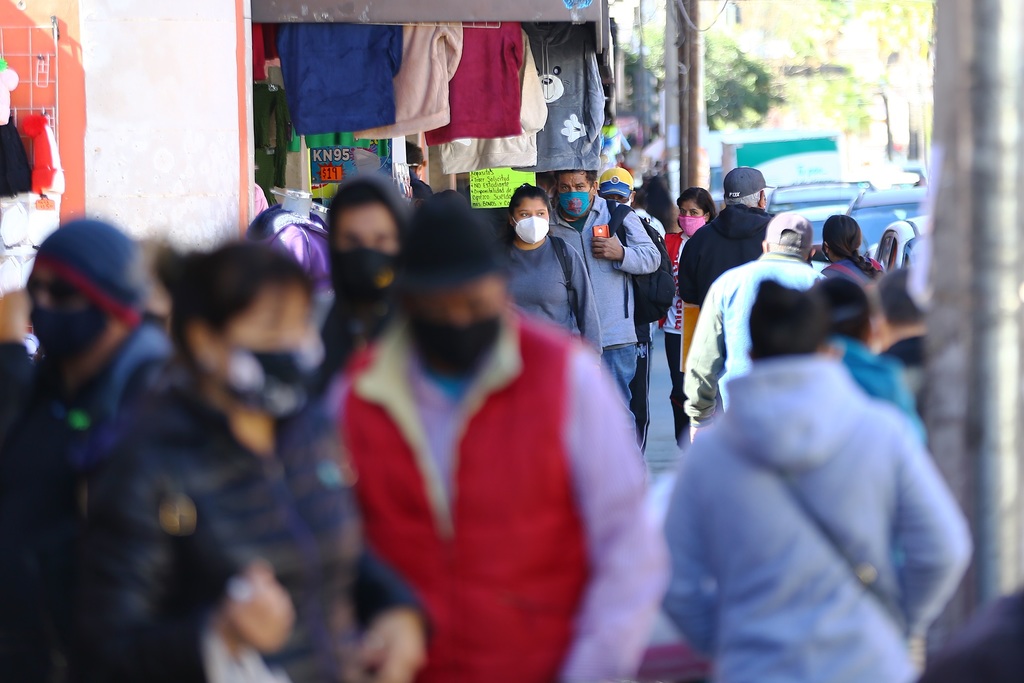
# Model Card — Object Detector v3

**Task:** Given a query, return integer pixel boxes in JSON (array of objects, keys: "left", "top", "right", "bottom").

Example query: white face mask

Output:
[{"left": 514, "top": 215, "right": 550, "bottom": 244}]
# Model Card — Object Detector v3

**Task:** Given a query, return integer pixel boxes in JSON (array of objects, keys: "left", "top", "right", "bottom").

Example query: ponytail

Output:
[{"left": 822, "top": 215, "right": 880, "bottom": 280}]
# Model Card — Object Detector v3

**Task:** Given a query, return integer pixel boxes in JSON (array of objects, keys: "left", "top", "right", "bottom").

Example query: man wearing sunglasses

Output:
[{"left": 0, "top": 219, "right": 170, "bottom": 682}]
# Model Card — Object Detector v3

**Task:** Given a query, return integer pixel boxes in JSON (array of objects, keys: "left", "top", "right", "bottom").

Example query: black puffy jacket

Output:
[
  {"left": 0, "top": 323, "right": 171, "bottom": 682},
  {"left": 76, "top": 376, "right": 416, "bottom": 683}
]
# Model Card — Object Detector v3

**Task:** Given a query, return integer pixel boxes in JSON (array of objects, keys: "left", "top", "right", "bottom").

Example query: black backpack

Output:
[{"left": 608, "top": 202, "right": 675, "bottom": 325}]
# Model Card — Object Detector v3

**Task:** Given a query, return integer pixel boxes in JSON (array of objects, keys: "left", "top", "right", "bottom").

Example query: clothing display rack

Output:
[
  {"left": 0, "top": 17, "right": 60, "bottom": 156},
  {"left": 252, "top": 0, "right": 609, "bottom": 52}
]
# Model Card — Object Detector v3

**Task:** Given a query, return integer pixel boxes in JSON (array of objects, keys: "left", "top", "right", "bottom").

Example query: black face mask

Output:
[
  {"left": 224, "top": 342, "right": 323, "bottom": 418},
  {"left": 410, "top": 316, "right": 501, "bottom": 375},
  {"left": 31, "top": 306, "right": 108, "bottom": 359},
  {"left": 331, "top": 248, "right": 397, "bottom": 304}
]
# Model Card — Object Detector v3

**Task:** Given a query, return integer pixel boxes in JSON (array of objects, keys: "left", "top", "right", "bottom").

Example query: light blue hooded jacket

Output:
[
  {"left": 685, "top": 253, "right": 822, "bottom": 425},
  {"left": 664, "top": 356, "right": 971, "bottom": 683}
]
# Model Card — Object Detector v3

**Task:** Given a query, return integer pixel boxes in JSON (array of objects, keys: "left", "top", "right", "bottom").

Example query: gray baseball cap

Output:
[
  {"left": 766, "top": 213, "right": 814, "bottom": 251},
  {"left": 724, "top": 167, "right": 768, "bottom": 199}
]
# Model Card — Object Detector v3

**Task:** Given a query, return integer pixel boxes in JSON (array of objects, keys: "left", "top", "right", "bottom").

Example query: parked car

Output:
[
  {"left": 794, "top": 204, "right": 855, "bottom": 244},
  {"left": 874, "top": 217, "right": 926, "bottom": 271},
  {"left": 767, "top": 182, "right": 869, "bottom": 214},
  {"left": 847, "top": 187, "right": 927, "bottom": 253}
]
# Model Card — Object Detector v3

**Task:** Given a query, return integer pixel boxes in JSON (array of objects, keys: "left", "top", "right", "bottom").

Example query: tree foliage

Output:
[
  {"left": 705, "top": 33, "right": 782, "bottom": 131},
  {"left": 855, "top": 0, "right": 934, "bottom": 63}
]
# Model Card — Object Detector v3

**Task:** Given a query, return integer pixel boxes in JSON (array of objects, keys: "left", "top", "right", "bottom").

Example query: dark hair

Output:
[
  {"left": 429, "top": 189, "right": 470, "bottom": 206},
  {"left": 642, "top": 175, "right": 676, "bottom": 230},
  {"left": 327, "top": 177, "right": 409, "bottom": 242},
  {"left": 822, "top": 215, "right": 880, "bottom": 280},
  {"left": 405, "top": 141, "right": 424, "bottom": 167},
  {"left": 555, "top": 169, "right": 598, "bottom": 185},
  {"left": 508, "top": 184, "right": 552, "bottom": 218},
  {"left": 159, "top": 243, "right": 312, "bottom": 365},
  {"left": 535, "top": 171, "right": 557, "bottom": 193},
  {"left": 815, "top": 277, "right": 873, "bottom": 342},
  {"left": 678, "top": 187, "right": 718, "bottom": 221},
  {"left": 878, "top": 269, "right": 923, "bottom": 327},
  {"left": 750, "top": 281, "right": 830, "bottom": 359},
  {"left": 633, "top": 187, "right": 650, "bottom": 209}
]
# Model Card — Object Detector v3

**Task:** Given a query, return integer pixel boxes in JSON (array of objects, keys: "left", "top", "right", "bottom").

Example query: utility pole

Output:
[
  {"left": 928, "top": 0, "right": 1024, "bottom": 636},
  {"left": 676, "top": 0, "right": 690, "bottom": 188},
  {"left": 664, "top": 0, "right": 681, "bottom": 197},
  {"left": 686, "top": 0, "right": 701, "bottom": 188},
  {"left": 675, "top": 0, "right": 703, "bottom": 190},
  {"left": 637, "top": 1, "right": 649, "bottom": 139}
]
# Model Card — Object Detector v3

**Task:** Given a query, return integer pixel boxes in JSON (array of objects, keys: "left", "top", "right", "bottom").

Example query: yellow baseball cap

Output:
[{"left": 599, "top": 168, "right": 635, "bottom": 198}]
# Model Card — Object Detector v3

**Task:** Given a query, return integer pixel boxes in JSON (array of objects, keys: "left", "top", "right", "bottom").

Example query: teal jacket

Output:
[{"left": 835, "top": 336, "right": 926, "bottom": 441}]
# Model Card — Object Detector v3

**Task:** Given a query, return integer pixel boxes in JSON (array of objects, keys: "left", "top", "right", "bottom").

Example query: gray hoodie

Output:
[
  {"left": 551, "top": 196, "right": 661, "bottom": 348},
  {"left": 521, "top": 23, "right": 604, "bottom": 173},
  {"left": 665, "top": 356, "right": 971, "bottom": 683}
]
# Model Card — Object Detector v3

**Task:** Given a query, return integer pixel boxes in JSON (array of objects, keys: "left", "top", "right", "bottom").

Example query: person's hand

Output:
[
  {"left": 215, "top": 561, "right": 295, "bottom": 656},
  {"left": 0, "top": 290, "right": 30, "bottom": 344},
  {"left": 592, "top": 236, "right": 625, "bottom": 262},
  {"left": 689, "top": 424, "right": 703, "bottom": 443},
  {"left": 360, "top": 607, "right": 427, "bottom": 683}
]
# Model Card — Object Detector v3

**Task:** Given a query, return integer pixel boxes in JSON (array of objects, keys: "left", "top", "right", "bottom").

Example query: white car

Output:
[{"left": 874, "top": 216, "right": 927, "bottom": 271}]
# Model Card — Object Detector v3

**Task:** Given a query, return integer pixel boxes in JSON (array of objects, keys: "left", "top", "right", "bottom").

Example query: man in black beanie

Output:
[
  {"left": 338, "top": 199, "right": 668, "bottom": 683},
  {"left": 0, "top": 218, "right": 170, "bottom": 681}
]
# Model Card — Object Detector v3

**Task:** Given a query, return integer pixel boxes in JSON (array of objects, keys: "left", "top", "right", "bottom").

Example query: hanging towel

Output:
[
  {"left": 277, "top": 24, "right": 402, "bottom": 136},
  {"left": 253, "top": 24, "right": 267, "bottom": 81},
  {"left": 521, "top": 23, "right": 605, "bottom": 173},
  {"left": 424, "top": 23, "right": 524, "bottom": 146},
  {"left": 438, "top": 31, "right": 547, "bottom": 174},
  {"left": 23, "top": 115, "right": 64, "bottom": 195},
  {"left": 355, "top": 24, "right": 463, "bottom": 139}
]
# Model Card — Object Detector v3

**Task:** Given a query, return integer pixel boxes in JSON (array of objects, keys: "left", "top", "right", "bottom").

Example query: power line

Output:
[{"left": 675, "top": 0, "right": 729, "bottom": 32}]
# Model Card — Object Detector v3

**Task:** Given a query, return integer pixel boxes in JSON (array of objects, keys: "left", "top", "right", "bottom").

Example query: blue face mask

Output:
[
  {"left": 31, "top": 306, "right": 108, "bottom": 359},
  {"left": 559, "top": 192, "right": 592, "bottom": 219}
]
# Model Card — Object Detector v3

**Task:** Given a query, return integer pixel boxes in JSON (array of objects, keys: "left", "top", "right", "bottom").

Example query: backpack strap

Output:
[
  {"left": 608, "top": 201, "right": 637, "bottom": 319},
  {"left": 825, "top": 261, "right": 865, "bottom": 281},
  {"left": 609, "top": 202, "right": 636, "bottom": 245},
  {"left": 550, "top": 236, "right": 581, "bottom": 328}
]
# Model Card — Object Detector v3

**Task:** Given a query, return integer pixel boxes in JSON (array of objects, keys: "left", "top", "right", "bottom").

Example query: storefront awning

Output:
[{"left": 253, "top": 0, "right": 601, "bottom": 24}]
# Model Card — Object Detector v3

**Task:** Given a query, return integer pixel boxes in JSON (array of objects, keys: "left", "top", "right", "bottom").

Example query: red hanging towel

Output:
[
  {"left": 253, "top": 25, "right": 281, "bottom": 82},
  {"left": 424, "top": 23, "right": 524, "bottom": 146},
  {"left": 253, "top": 24, "right": 267, "bottom": 81}
]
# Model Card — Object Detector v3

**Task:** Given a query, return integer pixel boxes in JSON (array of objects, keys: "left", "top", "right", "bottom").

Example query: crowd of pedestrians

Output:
[{"left": 0, "top": 162, "right": 1014, "bottom": 683}]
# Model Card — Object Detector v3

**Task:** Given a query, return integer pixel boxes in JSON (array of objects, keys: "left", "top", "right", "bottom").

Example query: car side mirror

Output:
[{"left": 811, "top": 244, "right": 829, "bottom": 263}]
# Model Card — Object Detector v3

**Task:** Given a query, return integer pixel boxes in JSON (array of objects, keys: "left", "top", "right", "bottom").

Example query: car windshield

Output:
[
  {"left": 809, "top": 218, "right": 830, "bottom": 243},
  {"left": 849, "top": 203, "right": 922, "bottom": 247},
  {"left": 792, "top": 204, "right": 850, "bottom": 243},
  {"left": 771, "top": 198, "right": 853, "bottom": 213}
]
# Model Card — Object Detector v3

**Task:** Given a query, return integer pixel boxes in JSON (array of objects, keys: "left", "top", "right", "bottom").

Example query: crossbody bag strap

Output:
[
  {"left": 777, "top": 472, "right": 906, "bottom": 632},
  {"left": 826, "top": 261, "right": 863, "bottom": 280}
]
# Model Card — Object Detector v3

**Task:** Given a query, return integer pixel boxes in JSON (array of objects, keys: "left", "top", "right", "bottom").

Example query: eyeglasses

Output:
[{"left": 27, "top": 278, "right": 86, "bottom": 308}]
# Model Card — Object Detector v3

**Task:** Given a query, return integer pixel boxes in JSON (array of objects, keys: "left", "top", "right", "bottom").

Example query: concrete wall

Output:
[{"left": 79, "top": 0, "right": 244, "bottom": 248}]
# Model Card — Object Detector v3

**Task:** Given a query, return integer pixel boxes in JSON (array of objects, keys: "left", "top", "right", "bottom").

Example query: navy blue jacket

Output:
[
  {"left": 0, "top": 323, "right": 171, "bottom": 682},
  {"left": 278, "top": 24, "right": 403, "bottom": 136}
]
